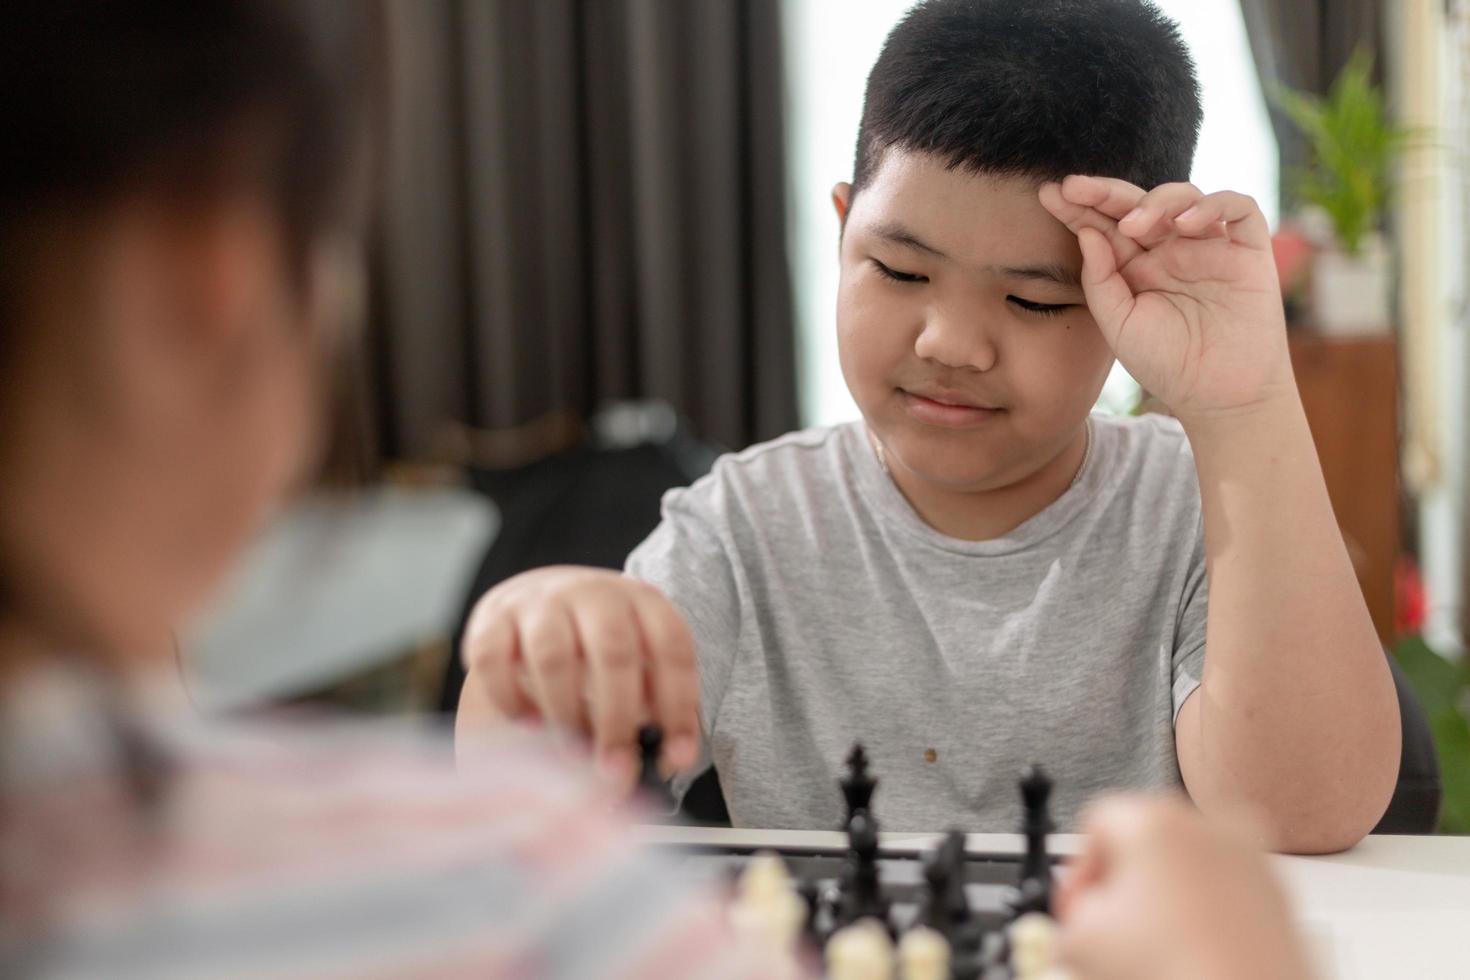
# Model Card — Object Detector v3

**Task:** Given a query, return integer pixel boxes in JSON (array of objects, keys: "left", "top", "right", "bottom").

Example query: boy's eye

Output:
[
  {"left": 1008, "top": 296, "right": 1071, "bottom": 317},
  {"left": 872, "top": 259, "right": 927, "bottom": 284}
]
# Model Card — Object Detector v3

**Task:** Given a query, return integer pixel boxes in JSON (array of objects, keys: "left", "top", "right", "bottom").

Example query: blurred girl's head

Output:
[{"left": 0, "top": 2, "right": 373, "bottom": 663}]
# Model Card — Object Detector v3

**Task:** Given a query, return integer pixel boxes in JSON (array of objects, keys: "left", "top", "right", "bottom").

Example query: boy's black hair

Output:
[{"left": 853, "top": 0, "right": 1202, "bottom": 194}]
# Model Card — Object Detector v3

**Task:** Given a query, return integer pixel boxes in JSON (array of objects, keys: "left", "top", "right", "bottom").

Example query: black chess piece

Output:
[
  {"left": 918, "top": 843, "right": 953, "bottom": 934},
  {"left": 949, "top": 942, "right": 986, "bottom": 980},
  {"left": 918, "top": 830, "right": 977, "bottom": 946},
  {"left": 635, "top": 725, "right": 678, "bottom": 816},
  {"left": 839, "top": 743, "right": 877, "bottom": 832},
  {"left": 795, "top": 876, "right": 825, "bottom": 951},
  {"left": 636, "top": 724, "right": 663, "bottom": 791},
  {"left": 1011, "top": 764, "right": 1055, "bottom": 918},
  {"left": 836, "top": 808, "right": 889, "bottom": 929},
  {"left": 940, "top": 832, "right": 973, "bottom": 937},
  {"left": 815, "top": 880, "right": 842, "bottom": 947}
]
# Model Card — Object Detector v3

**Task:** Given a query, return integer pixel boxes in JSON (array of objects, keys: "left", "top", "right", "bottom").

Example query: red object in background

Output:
[
  {"left": 1395, "top": 556, "right": 1427, "bottom": 638},
  {"left": 1272, "top": 224, "right": 1315, "bottom": 297}
]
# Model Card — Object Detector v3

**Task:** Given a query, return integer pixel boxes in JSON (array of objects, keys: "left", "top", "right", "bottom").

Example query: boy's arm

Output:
[
  {"left": 1041, "top": 177, "right": 1400, "bottom": 854},
  {"left": 455, "top": 565, "right": 703, "bottom": 789},
  {"left": 457, "top": 490, "right": 741, "bottom": 797}
]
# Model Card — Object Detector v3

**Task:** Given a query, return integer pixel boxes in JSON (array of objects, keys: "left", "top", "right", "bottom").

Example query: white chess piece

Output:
[
  {"left": 826, "top": 919, "right": 896, "bottom": 980},
  {"left": 729, "top": 852, "right": 807, "bottom": 975},
  {"left": 898, "top": 925, "right": 950, "bottom": 980},
  {"left": 1008, "top": 912, "right": 1072, "bottom": 980}
]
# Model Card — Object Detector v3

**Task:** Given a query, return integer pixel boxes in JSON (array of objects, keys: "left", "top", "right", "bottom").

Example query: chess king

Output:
[{"left": 456, "top": 0, "right": 1400, "bottom": 852}]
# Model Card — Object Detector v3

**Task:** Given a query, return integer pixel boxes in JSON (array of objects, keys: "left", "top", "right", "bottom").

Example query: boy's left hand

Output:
[{"left": 1039, "top": 175, "right": 1295, "bottom": 424}]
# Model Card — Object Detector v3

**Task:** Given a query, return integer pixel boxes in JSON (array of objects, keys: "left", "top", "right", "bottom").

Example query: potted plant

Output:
[{"left": 1274, "top": 49, "right": 1414, "bottom": 336}]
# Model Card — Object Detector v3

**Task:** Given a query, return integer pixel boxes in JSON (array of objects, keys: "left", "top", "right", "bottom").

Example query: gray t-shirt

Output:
[{"left": 625, "top": 413, "right": 1207, "bottom": 832}]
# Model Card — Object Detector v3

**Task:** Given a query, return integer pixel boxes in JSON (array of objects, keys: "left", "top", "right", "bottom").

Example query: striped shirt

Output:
[{"left": 0, "top": 667, "right": 786, "bottom": 979}]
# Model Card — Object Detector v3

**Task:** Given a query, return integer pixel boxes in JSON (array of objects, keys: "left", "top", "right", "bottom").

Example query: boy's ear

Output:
[{"left": 831, "top": 182, "right": 853, "bottom": 226}]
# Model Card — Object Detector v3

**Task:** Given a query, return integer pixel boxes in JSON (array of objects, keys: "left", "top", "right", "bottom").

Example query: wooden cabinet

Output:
[{"left": 1288, "top": 334, "right": 1400, "bottom": 642}]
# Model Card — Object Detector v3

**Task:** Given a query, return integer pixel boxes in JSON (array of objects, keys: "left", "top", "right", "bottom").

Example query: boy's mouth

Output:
[{"left": 899, "top": 386, "right": 1006, "bottom": 427}]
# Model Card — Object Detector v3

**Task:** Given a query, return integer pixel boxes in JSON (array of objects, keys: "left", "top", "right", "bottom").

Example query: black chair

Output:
[{"left": 1373, "top": 652, "right": 1441, "bottom": 833}]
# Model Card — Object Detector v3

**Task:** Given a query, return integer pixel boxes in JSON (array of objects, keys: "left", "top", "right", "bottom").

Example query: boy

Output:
[{"left": 457, "top": 0, "right": 1399, "bottom": 852}]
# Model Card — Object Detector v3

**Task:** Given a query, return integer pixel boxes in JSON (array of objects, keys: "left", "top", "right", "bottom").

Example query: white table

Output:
[{"left": 637, "top": 826, "right": 1470, "bottom": 978}]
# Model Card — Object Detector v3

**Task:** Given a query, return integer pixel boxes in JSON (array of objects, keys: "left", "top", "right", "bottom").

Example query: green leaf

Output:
[
  {"left": 1429, "top": 709, "right": 1470, "bottom": 834},
  {"left": 1270, "top": 46, "right": 1418, "bottom": 256},
  {"left": 1393, "top": 634, "right": 1468, "bottom": 715}
]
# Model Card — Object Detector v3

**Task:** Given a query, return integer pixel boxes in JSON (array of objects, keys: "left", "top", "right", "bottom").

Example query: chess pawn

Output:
[
  {"left": 1008, "top": 912, "right": 1072, "bottom": 980},
  {"left": 826, "top": 919, "right": 896, "bottom": 980},
  {"left": 730, "top": 851, "right": 807, "bottom": 967},
  {"left": 898, "top": 925, "right": 950, "bottom": 980}
]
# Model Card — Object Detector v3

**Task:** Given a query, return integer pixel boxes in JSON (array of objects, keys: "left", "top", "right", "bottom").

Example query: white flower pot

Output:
[{"left": 1310, "top": 234, "right": 1393, "bottom": 336}]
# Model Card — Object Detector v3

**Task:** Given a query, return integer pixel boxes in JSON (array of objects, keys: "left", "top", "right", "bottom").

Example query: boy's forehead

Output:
[{"left": 850, "top": 149, "right": 1080, "bottom": 270}]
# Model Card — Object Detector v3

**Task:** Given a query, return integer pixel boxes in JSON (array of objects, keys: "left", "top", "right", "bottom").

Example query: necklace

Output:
[{"left": 872, "top": 417, "right": 1093, "bottom": 490}]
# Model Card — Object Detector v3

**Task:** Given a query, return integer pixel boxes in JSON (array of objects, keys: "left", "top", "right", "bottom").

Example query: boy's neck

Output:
[{"left": 879, "top": 422, "right": 1091, "bottom": 541}]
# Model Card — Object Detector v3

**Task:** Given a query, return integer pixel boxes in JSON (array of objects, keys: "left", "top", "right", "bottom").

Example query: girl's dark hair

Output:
[{"left": 0, "top": 1, "right": 376, "bottom": 317}]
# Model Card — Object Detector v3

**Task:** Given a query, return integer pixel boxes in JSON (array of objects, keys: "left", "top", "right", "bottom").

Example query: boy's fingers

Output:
[
  {"left": 1076, "top": 227, "right": 1135, "bottom": 337},
  {"left": 1150, "top": 238, "right": 1245, "bottom": 288},
  {"left": 1059, "top": 174, "right": 1146, "bottom": 219},
  {"left": 520, "top": 600, "right": 591, "bottom": 735},
  {"left": 1119, "top": 182, "right": 1204, "bottom": 247},
  {"left": 1038, "top": 183, "right": 1143, "bottom": 266},
  {"left": 629, "top": 583, "right": 701, "bottom": 771},
  {"left": 462, "top": 607, "right": 537, "bottom": 718},
  {"left": 1175, "top": 191, "right": 1271, "bottom": 250},
  {"left": 573, "top": 595, "right": 648, "bottom": 780}
]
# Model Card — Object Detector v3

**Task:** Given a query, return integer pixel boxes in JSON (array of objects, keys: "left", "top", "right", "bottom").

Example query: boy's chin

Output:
[{"left": 883, "top": 439, "right": 1026, "bottom": 494}]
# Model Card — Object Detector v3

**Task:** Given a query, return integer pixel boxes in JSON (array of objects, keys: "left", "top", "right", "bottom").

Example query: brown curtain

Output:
[
  {"left": 1237, "top": 0, "right": 1385, "bottom": 214},
  {"left": 362, "top": 0, "right": 798, "bottom": 461}
]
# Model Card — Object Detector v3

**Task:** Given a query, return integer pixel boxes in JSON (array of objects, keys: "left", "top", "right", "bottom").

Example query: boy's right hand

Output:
[{"left": 458, "top": 566, "right": 701, "bottom": 790}]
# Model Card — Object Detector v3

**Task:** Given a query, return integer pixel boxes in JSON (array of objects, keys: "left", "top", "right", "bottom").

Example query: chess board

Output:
[
  {"left": 632, "top": 738, "right": 1074, "bottom": 979},
  {"left": 649, "top": 834, "right": 1063, "bottom": 934}
]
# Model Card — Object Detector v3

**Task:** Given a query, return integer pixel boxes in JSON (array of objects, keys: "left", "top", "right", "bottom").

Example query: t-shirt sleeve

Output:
[
  {"left": 624, "top": 485, "right": 742, "bottom": 795},
  {"left": 1171, "top": 510, "right": 1209, "bottom": 723}
]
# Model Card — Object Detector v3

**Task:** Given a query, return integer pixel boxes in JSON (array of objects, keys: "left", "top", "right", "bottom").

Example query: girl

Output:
[{"left": 0, "top": 3, "right": 758, "bottom": 977}]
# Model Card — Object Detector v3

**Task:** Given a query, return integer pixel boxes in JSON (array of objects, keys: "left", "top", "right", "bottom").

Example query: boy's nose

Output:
[{"left": 913, "top": 312, "right": 998, "bottom": 372}]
